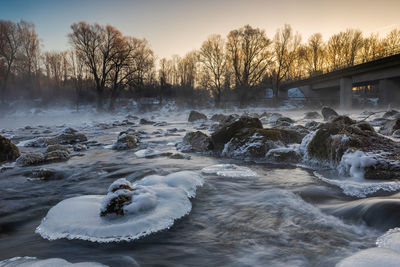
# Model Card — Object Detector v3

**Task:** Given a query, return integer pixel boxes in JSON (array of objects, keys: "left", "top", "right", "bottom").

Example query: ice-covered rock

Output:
[
  {"left": 266, "top": 146, "right": 301, "bottom": 163},
  {"left": 201, "top": 164, "right": 258, "bottom": 177},
  {"left": 0, "top": 135, "right": 20, "bottom": 163},
  {"left": 16, "top": 152, "right": 45, "bottom": 166},
  {"left": 36, "top": 171, "right": 203, "bottom": 242},
  {"left": 306, "top": 116, "right": 400, "bottom": 180}
]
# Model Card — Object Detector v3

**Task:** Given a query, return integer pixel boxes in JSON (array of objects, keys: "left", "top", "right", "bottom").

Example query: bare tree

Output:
[
  {"left": 384, "top": 29, "right": 400, "bottom": 54},
  {"left": 272, "top": 24, "right": 301, "bottom": 102},
  {"left": 226, "top": 25, "right": 272, "bottom": 104},
  {"left": 0, "top": 20, "right": 21, "bottom": 102},
  {"left": 301, "top": 33, "right": 325, "bottom": 74},
  {"left": 199, "top": 34, "right": 226, "bottom": 107},
  {"left": 69, "top": 22, "right": 122, "bottom": 110}
]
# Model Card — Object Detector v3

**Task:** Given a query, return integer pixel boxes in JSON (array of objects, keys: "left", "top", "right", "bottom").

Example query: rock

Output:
[
  {"left": 139, "top": 118, "right": 155, "bottom": 125},
  {"left": 221, "top": 128, "right": 304, "bottom": 159},
  {"left": 383, "top": 109, "right": 400, "bottom": 119},
  {"left": 154, "top": 121, "right": 167, "bottom": 127},
  {"left": 24, "top": 137, "right": 48, "bottom": 147},
  {"left": 306, "top": 116, "right": 400, "bottom": 179},
  {"left": 45, "top": 144, "right": 69, "bottom": 153},
  {"left": 188, "top": 110, "right": 207, "bottom": 122},
  {"left": 181, "top": 131, "right": 213, "bottom": 152},
  {"left": 272, "top": 117, "right": 294, "bottom": 127},
  {"left": 31, "top": 168, "right": 58, "bottom": 180},
  {"left": 16, "top": 152, "right": 45, "bottom": 166},
  {"left": 379, "top": 118, "right": 400, "bottom": 136},
  {"left": 73, "top": 144, "right": 87, "bottom": 151},
  {"left": 44, "top": 150, "right": 70, "bottom": 162},
  {"left": 211, "top": 116, "right": 263, "bottom": 151},
  {"left": 112, "top": 133, "right": 138, "bottom": 150},
  {"left": 304, "top": 111, "right": 322, "bottom": 119},
  {"left": 321, "top": 106, "right": 339, "bottom": 121},
  {"left": 47, "top": 128, "right": 87, "bottom": 145},
  {"left": 169, "top": 153, "right": 191, "bottom": 160},
  {"left": 0, "top": 135, "right": 20, "bottom": 163},
  {"left": 100, "top": 178, "right": 135, "bottom": 216},
  {"left": 305, "top": 121, "right": 322, "bottom": 130},
  {"left": 210, "top": 114, "right": 228, "bottom": 122}
]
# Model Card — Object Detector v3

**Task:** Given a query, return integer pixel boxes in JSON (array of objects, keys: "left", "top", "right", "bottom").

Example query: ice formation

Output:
[
  {"left": 35, "top": 171, "right": 203, "bottom": 243},
  {"left": 338, "top": 150, "right": 377, "bottom": 179},
  {"left": 201, "top": 164, "right": 258, "bottom": 178}
]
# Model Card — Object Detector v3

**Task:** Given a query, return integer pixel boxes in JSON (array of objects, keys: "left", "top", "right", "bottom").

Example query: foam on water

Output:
[
  {"left": 313, "top": 172, "right": 400, "bottom": 198},
  {"left": 201, "top": 164, "right": 258, "bottom": 178},
  {"left": 0, "top": 257, "right": 107, "bottom": 267},
  {"left": 35, "top": 171, "right": 203, "bottom": 243}
]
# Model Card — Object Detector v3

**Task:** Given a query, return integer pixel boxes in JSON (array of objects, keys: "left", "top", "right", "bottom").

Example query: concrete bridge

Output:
[{"left": 281, "top": 53, "right": 400, "bottom": 108}]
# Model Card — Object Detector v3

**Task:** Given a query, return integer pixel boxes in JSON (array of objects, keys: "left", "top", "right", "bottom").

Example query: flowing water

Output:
[{"left": 0, "top": 107, "right": 397, "bottom": 266}]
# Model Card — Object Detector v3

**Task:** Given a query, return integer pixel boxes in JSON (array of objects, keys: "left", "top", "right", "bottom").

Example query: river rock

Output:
[
  {"left": 16, "top": 152, "right": 46, "bottom": 166},
  {"left": 188, "top": 110, "right": 207, "bottom": 122},
  {"left": 321, "top": 106, "right": 339, "bottom": 121},
  {"left": 383, "top": 109, "right": 400, "bottom": 119},
  {"left": 47, "top": 128, "right": 87, "bottom": 145},
  {"left": 379, "top": 118, "right": 400, "bottom": 136},
  {"left": 0, "top": 135, "right": 20, "bottom": 163},
  {"left": 304, "top": 111, "right": 322, "bottom": 119},
  {"left": 181, "top": 131, "right": 213, "bottom": 152},
  {"left": 222, "top": 127, "right": 305, "bottom": 158},
  {"left": 139, "top": 118, "right": 155, "bottom": 125},
  {"left": 306, "top": 116, "right": 400, "bottom": 180},
  {"left": 211, "top": 116, "right": 263, "bottom": 151},
  {"left": 112, "top": 133, "right": 138, "bottom": 150}
]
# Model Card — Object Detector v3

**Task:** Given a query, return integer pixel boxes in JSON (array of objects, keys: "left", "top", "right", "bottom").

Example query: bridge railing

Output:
[{"left": 285, "top": 44, "right": 400, "bottom": 84}]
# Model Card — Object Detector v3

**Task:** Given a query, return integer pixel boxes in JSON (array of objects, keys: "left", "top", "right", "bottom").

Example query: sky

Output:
[{"left": 1, "top": 0, "right": 399, "bottom": 60}]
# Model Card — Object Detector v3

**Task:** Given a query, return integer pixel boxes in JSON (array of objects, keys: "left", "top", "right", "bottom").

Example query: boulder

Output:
[
  {"left": 16, "top": 152, "right": 46, "bottom": 166},
  {"left": 211, "top": 116, "right": 263, "bottom": 151},
  {"left": 44, "top": 150, "right": 70, "bottom": 162},
  {"left": 210, "top": 114, "right": 228, "bottom": 122},
  {"left": 321, "top": 106, "right": 339, "bottom": 121},
  {"left": 31, "top": 168, "right": 58, "bottom": 180},
  {"left": 169, "top": 153, "right": 191, "bottom": 160},
  {"left": 0, "top": 135, "right": 20, "bottom": 163},
  {"left": 181, "top": 131, "right": 213, "bottom": 152},
  {"left": 188, "top": 110, "right": 207, "bottom": 122},
  {"left": 221, "top": 128, "right": 304, "bottom": 159},
  {"left": 306, "top": 116, "right": 400, "bottom": 180},
  {"left": 379, "top": 118, "right": 400, "bottom": 136},
  {"left": 139, "top": 118, "right": 155, "bottom": 125},
  {"left": 47, "top": 128, "right": 87, "bottom": 145},
  {"left": 112, "top": 133, "right": 138, "bottom": 150},
  {"left": 304, "top": 111, "right": 322, "bottom": 119}
]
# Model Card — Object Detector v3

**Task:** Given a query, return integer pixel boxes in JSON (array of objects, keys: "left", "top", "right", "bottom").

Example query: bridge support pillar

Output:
[
  {"left": 379, "top": 79, "right": 400, "bottom": 107},
  {"left": 340, "top": 77, "right": 353, "bottom": 109}
]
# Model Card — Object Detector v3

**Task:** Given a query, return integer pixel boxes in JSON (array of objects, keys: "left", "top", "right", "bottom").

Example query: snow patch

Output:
[
  {"left": 338, "top": 150, "right": 377, "bottom": 179},
  {"left": 336, "top": 247, "right": 400, "bottom": 267}
]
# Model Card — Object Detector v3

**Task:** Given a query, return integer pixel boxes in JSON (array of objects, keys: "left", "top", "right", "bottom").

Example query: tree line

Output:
[{"left": 1, "top": 20, "right": 400, "bottom": 110}]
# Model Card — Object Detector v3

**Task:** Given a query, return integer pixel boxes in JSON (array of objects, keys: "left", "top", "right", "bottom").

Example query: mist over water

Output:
[{"left": 0, "top": 105, "right": 399, "bottom": 266}]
